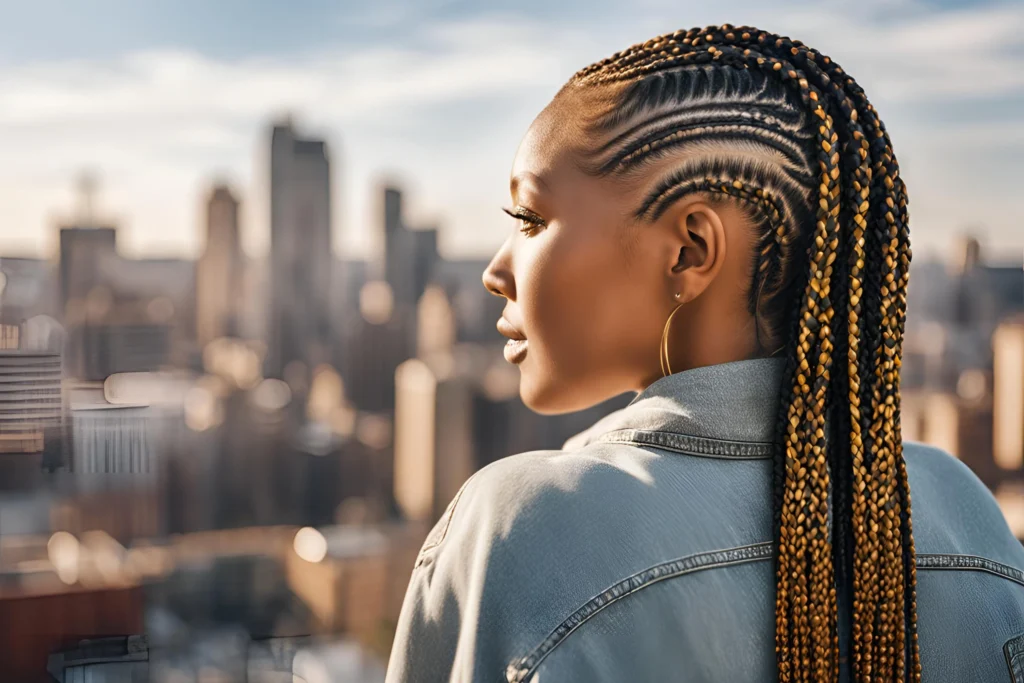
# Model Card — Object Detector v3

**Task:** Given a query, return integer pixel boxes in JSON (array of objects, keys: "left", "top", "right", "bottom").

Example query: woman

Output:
[{"left": 385, "top": 24, "right": 1024, "bottom": 682}]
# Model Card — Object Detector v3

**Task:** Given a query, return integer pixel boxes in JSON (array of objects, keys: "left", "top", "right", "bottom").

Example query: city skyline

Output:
[
  {"left": 1, "top": 5, "right": 1022, "bottom": 679},
  {"left": 0, "top": 0, "right": 1022, "bottom": 263}
]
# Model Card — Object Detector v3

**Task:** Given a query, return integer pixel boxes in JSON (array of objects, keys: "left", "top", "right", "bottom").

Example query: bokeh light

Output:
[{"left": 293, "top": 527, "right": 327, "bottom": 564}]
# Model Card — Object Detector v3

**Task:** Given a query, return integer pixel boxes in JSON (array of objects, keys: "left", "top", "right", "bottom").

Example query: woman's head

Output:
[
  {"left": 485, "top": 24, "right": 918, "bottom": 681},
  {"left": 483, "top": 85, "right": 769, "bottom": 414},
  {"left": 483, "top": 43, "right": 820, "bottom": 416}
]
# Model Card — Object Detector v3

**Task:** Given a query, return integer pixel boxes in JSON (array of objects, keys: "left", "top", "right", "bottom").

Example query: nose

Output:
[{"left": 482, "top": 238, "right": 515, "bottom": 300}]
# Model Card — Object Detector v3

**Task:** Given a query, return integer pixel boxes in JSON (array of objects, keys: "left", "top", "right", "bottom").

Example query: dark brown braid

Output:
[{"left": 566, "top": 24, "right": 918, "bottom": 682}]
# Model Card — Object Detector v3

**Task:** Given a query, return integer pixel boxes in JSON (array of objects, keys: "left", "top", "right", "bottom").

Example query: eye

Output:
[{"left": 502, "top": 206, "right": 547, "bottom": 237}]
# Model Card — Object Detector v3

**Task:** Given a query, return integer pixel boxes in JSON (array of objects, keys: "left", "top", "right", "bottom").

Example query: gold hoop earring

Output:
[{"left": 660, "top": 294, "right": 685, "bottom": 377}]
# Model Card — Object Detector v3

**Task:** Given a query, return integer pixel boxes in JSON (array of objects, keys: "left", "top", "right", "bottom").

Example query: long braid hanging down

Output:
[{"left": 568, "top": 25, "right": 918, "bottom": 682}]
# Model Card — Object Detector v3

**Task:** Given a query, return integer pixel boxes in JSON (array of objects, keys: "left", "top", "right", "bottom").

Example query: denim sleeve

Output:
[
  {"left": 384, "top": 449, "right": 590, "bottom": 683},
  {"left": 384, "top": 557, "right": 461, "bottom": 683},
  {"left": 384, "top": 472, "right": 488, "bottom": 683}
]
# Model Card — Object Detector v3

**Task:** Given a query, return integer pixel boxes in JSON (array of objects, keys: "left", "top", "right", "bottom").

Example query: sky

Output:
[{"left": 0, "top": 0, "right": 1021, "bottom": 263}]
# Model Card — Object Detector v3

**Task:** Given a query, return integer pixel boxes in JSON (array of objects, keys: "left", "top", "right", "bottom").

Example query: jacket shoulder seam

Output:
[
  {"left": 414, "top": 471, "right": 480, "bottom": 568},
  {"left": 594, "top": 428, "right": 774, "bottom": 459},
  {"left": 503, "top": 541, "right": 774, "bottom": 683},
  {"left": 916, "top": 552, "right": 1024, "bottom": 588}
]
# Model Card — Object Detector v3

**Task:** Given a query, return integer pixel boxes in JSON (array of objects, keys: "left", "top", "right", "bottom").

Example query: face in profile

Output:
[{"left": 482, "top": 86, "right": 763, "bottom": 415}]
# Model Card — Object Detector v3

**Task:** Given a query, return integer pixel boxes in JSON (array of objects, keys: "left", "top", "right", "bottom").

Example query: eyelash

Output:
[{"left": 503, "top": 206, "right": 546, "bottom": 236}]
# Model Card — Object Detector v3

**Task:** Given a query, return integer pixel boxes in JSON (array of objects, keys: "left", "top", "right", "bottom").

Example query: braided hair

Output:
[{"left": 564, "top": 25, "right": 918, "bottom": 682}]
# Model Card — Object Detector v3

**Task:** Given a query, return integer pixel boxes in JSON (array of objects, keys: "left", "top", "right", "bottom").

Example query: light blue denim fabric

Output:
[{"left": 385, "top": 357, "right": 1024, "bottom": 682}]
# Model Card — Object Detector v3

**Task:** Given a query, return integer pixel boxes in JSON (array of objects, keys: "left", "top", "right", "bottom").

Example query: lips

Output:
[
  {"left": 497, "top": 317, "right": 528, "bottom": 364},
  {"left": 503, "top": 338, "right": 528, "bottom": 364},
  {"left": 496, "top": 317, "right": 526, "bottom": 341}
]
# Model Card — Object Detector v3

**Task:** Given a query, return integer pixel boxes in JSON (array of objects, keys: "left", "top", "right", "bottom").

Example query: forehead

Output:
[{"left": 510, "top": 86, "right": 617, "bottom": 193}]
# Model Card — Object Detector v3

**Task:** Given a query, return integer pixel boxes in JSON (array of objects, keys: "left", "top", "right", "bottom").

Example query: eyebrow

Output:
[{"left": 509, "top": 172, "right": 550, "bottom": 199}]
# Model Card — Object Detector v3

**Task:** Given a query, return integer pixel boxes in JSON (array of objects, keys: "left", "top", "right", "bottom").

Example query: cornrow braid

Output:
[
  {"left": 635, "top": 172, "right": 796, "bottom": 351},
  {"left": 567, "top": 24, "right": 918, "bottom": 682}
]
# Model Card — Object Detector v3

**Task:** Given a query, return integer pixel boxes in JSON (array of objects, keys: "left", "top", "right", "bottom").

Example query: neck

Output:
[{"left": 657, "top": 308, "right": 763, "bottom": 391}]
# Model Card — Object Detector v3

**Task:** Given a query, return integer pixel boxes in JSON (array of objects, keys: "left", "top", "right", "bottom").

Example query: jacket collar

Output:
[{"left": 561, "top": 357, "right": 786, "bottom": 457}]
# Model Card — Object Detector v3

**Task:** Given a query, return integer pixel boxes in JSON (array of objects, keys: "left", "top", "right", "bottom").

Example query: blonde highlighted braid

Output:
[{"left": 567, "top": 24, "right": 918, "bottom": 682}]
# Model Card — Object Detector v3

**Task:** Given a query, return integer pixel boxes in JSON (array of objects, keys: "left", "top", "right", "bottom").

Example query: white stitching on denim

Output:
[
  {"left": 916, "top": 553, "right": 1024, "bottom": 589},
  {"left": 414, "top": 471, "right": 481, "bottom": 568},
  {"left": 503, "top": 542, "right": 774, "bottom": 683},
  {"left": 596, "top": 428, "right": 774, "bottom": 459},
  {"left": 504, "top": 548, "right": 1024, "bottom": 682}
]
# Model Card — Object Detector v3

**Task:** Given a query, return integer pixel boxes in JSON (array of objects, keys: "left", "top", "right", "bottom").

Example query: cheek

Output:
[{"left": 519, "top": 227, "right": 645, "bottom": 373}]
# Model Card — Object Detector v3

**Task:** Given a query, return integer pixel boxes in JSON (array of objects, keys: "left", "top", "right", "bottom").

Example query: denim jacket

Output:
[{"left": 385, "top": 358, "right": 1024, "bottom": 682}]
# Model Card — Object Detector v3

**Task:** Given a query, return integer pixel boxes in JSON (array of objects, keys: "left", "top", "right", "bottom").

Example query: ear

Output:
[{"left": 667, "top": 201, "right": 727, "bottom": 304}]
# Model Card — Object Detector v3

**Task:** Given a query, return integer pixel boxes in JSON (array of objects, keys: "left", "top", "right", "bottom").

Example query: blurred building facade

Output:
[
  {"left": 266, "top": 121, "right": 333, "bottom": 383},
  {"left": 995, "top": 318, "right": 1024, "bottom": 472},
  {"left": 59, "top": 221, "right": 196, "bottom": 381},
  {"left": 901, "top": 237, "right": 1024, "bottom": 514},
  {"left": 59, "top": 226, "right": 117, "bottom": 317},
  {"left": 196, "top": 184, "right": 244, "bottom": 346},
  {"left": 0, "top": 329, "right": 64, "bottom": 490},
  {"left": 381, "top": 186, "right": 439, "bottom": 312}
]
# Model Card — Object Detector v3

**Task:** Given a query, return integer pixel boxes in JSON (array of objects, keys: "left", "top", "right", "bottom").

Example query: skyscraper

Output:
[
  {"left": 340, "top": 280, "right": 415, "bottom": 413},
  {"left": 0, "top": 322, "right": 63, "bottom": 489},
  {"left": 382, "top": 187, "right": 407, "bottom": 301},
  {"left": 432, "top": 258, "right": 506, "bottom": 344},
  {"left": 266, "top": 121, "right": 333, "bottom": 382},
  {"left": 994, "top": 317, "right": 1024, "bottom": 471},
  {"left": 393, "top": 358, "right": 474, "bottom": 524},
  {"left": 58, "top": 172, "right": 117, "bottom": 316},
  {"left": 196, "top": 184, "right": 243, "bottom": 346},
  {"left": 381, "top": 186, "right": 438, "bottom": 310},
  {"left": 59, "top": 226, "right": 116, "bottom": 316}
]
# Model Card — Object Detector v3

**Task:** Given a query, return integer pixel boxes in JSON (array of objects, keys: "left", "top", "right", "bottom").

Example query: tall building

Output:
[
  {"left": 196, "top": 184, "right": 243, "bottom": 346},
  {"left": 58, "top": 172, "right": 118, "bottom": 317},
  {"left": 372, "top": 185, "right": 440, "bottom": 404},
  {"left": 901, "top": 383, "right": 998, "bottom": 487},
  {"left": 903, "top": 239, "right": 1023, "bottom": 393},
  {"left": 267, "top": 121, "right": 333, "bottom": 382},
  {"left": 417, "top": 285, "right": 456, "bottom": 359},
  {"left": 393, "top": 359, "right": 475, "bottom": 524},
  {"left": 432, "top": 258, "right": 505, "bottom": 344},
  {"left": 380, "top": 186, "right": 439, "bottom": 313},
  {"left": 59, "top": 226, "right": 117, "bottom": 316},
  {"left": 337, "top": 258, "right": 370, "bottom": 313},
  {"left": 57, "top": 182, "right": 195, "bottom": 378},
  {"left": 994, "top": 317, "right": 1024, "bottom": 471},
  {"left": 340, "top": 282, "right": 415, "bottom": 414},
  {"left": 0, "top": 333, "right": 64, "bottom": 488},
  {"left": 382, "top": 187, "right": 408, "bottom": 302}
]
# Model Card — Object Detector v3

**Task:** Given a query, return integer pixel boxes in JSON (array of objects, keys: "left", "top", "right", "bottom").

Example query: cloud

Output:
[
  {"left": 811, "top": 3, "right": 1024, "bottom": 101},
  {"left": 0, "top": 4, "right": 1021, "bottom": 261},
  {"left": 0, "top": 16, "right": 578, "bottom": 128}
]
